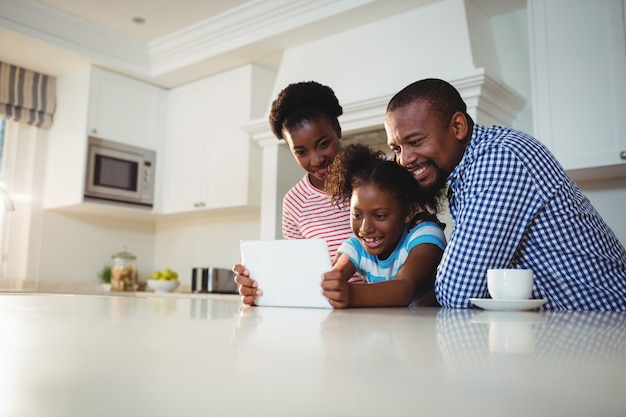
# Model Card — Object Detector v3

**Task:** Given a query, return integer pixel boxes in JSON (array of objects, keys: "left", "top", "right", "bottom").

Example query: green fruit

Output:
[{"left": 153, "top": 268, "right": 178, "bottom": 280}]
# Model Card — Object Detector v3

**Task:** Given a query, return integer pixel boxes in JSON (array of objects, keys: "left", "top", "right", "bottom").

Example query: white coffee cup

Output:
[{"left": 487, "top": 269, "right": 533, "bottom": 300}]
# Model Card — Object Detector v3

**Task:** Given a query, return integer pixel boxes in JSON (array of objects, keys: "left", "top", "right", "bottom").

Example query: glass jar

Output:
[{"left": 111, "top": 248, "right": 137, "bottom": 291}]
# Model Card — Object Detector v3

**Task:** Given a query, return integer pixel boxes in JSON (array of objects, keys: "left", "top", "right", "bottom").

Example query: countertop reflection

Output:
[{"left": 1, "top": 293, "right": 624, "bottom": 417}]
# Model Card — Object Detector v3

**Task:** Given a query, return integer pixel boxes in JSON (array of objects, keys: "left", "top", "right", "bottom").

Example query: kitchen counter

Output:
[{"left": 1, "top": 293, "right": 624, "bottom": 417}]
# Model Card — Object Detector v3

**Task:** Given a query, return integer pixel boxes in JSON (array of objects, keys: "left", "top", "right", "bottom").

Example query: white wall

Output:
[
  {"left": 577, "top": 178, "right": 626, "bottom": 246},
  {"left": 153, "top": 212, "right": 260, "bottom": 286},
  {"left": 37, "top": 211, "right": 155, "bottom": 285}
]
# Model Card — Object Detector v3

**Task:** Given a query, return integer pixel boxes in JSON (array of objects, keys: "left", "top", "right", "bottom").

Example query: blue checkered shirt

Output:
[{"left": 435, "top": 124, "right": 626, "bottom": 310}]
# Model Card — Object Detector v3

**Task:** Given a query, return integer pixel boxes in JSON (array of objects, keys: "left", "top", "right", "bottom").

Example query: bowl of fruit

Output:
[{"left": 147, "top": 268, "right": 180, "bottom": 293}]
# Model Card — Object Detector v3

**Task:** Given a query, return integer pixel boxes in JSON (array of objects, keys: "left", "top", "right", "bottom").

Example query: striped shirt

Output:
[
  {"left": 338, "top": 222, "right": 446, "bottom": 283},
  {"left": 282, "top": 173, "right": 355, "bottom": 265},
  {"left": 436, "top": 124, "right": 626, "bottom": 311}
]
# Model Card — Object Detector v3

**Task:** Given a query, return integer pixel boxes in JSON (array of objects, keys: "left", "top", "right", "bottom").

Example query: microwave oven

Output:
[{"left": 84, "top": 137, "right": 156, "bottom": 207}]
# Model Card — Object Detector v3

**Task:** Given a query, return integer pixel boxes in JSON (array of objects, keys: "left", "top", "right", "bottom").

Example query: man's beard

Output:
[{"left": 415, "top": 165, "right": 448, "bottom": 214}]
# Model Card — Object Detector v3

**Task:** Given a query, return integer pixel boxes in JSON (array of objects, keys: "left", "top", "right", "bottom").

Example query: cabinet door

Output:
[
  {"left": 530, "top": 0, "right": 626, "bottom": 172},
  {"left": 161, "top": 65, "right": 271, "bottom": 214},
  {"left": 43, "top": 68, "right": 91, "bottom": 209},
  {"left": 205, "top": 68, "right": 254, "bottom": 209},
  {"left": 87, "top": 68, "right": 165, "bottom": 150},
  {"left": 161, "top": 80, "right": 211, "bottom": 214}
]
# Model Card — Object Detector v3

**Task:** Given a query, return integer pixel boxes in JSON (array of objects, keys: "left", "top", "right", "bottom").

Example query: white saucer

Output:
[{"left": 470, "top": 298, "right": 547, "bottom": 311}]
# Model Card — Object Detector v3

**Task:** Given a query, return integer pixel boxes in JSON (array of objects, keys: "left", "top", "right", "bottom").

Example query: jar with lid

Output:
[{"left": 111, "top": 248, "right": 137, "bottom": 291}]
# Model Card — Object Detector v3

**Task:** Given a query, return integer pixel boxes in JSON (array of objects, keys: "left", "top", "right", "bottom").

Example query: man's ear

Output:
[{"left": 450, "top": 111, "right": 469, "bottom": 141}]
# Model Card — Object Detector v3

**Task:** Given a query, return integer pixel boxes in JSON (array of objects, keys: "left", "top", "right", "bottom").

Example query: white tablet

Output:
[{"left": 239, "top": 239, "right": 333, "bottom": 309}]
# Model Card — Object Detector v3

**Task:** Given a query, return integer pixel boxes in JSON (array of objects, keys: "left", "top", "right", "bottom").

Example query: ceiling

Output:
[
  {"left": 0, "top": 0, "right": 525, "bottom": 88},
  {"left": 40, "top": 0, "right": 254, "bottom": 42}
]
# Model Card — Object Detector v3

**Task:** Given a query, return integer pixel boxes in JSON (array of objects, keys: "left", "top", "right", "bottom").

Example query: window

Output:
[
  {"left": 0, "top": 117, "right": 12, "bottom": 211},
  {"left": 0, "top": 119, "right": 38, "bottom": 281},
  {"left": 0, "top": 118, "right": 5, "bottom": 173},
  {"left": 0, "top": 118, "right": 8, "bottom": 278}
]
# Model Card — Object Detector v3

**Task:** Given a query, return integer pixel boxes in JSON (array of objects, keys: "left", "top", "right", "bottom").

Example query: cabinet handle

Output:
[
  {"left": 621, "top": 151, "right": 626, "bottom": 160},
  {"left": 193, "top": 201, "right": 206, "bottom": 208}
]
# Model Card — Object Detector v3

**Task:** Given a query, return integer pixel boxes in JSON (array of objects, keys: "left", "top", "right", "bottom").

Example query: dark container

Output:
[{"left": 191, "top": 267, "right": 237, "bottom": 294}]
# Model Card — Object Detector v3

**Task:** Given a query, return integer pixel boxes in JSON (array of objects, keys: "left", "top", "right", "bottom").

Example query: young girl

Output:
[
  {"left": 270, "top": 81, "right": 352, "bottom": 258},
  {"left": 321, "top": 144, "right": 446, "bottom": 308},
  {"left": 234, "top": 81, "right": 360, "bottom": 306}
]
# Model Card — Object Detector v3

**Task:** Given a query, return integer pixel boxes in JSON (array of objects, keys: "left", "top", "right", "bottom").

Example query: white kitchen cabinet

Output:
[
  {"left": 43, "top": 66, "right": 166, "bottom": 212},
  {"left": 161, "top": 64, "right": 274, "bottom": 214},
  {"left": 529, "top": 0, "right": 626, "bottom": 177},
  {"left": 161, "top": 78, "right": 211, "bottom": 213},
  {"left": 87, "top": 67, "right": 166, "bottom": 150}
]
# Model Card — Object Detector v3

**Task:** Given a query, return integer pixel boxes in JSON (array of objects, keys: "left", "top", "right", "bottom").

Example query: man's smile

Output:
[{"left": 408, "top": 162, "right": 430, "bottom": 182}]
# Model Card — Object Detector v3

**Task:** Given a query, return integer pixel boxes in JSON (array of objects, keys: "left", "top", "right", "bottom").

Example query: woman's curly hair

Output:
[
  {"left": 269, "top": 81, "right": 342, "bottom": 140},
  {"left": 325, "top": 144, "right": 444, "bottom": 228}
]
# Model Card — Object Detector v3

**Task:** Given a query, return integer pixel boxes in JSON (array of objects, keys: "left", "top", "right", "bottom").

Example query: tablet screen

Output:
[{"left": 240, "top": 239, "right": 333, "bottom": 309}]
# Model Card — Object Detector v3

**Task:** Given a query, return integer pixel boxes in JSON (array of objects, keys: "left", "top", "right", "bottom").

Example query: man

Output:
[{"left": 384, "top": 78, "right": 626, "bottom": 311}]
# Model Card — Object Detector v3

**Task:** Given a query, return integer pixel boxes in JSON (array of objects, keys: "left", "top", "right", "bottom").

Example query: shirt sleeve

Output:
[
  {"left": 282, "top": 194, "right": 304, "bottom": 240},
  {"left": 436, "top": 147, "right": 545, "bottom": 308},
  {"left": 337, "top": 237, "right": 361, "bottom": 270},
  {"left": 406, "top": 222, "right": 447, "bottom": 252}
]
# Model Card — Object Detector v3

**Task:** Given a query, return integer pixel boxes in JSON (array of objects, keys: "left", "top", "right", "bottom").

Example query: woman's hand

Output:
[
  {"left": 321, "top": 254, "right": 353, "bottom": 309},
  {"left": 232, "top": 264, "right": 262, "bottom": 306}
]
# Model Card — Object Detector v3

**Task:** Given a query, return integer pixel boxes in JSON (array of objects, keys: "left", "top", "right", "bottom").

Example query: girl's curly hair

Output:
[
  {"left": 269, "top": 81, "right": 342, "bottom": 140},
  {"left": 325, "top": 144, "right": 444, "bottom": 228}
]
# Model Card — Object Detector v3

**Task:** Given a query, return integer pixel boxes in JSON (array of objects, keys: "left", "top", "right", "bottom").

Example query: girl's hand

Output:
[
  {"left": 321, "top": 254, "right": 353, "bottom": 309},
  {"left": 232, "top": 264, "right": 262, "bottom": 306}
]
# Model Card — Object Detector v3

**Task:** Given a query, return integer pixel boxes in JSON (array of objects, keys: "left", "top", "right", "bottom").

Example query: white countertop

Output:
[{"left": 1, "top": 293, "right": 624, "bottom": 417}]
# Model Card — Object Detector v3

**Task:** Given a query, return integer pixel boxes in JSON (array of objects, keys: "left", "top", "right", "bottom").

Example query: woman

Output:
[{"left": 233, "top": 81, "right": 359, "bottom": 305}]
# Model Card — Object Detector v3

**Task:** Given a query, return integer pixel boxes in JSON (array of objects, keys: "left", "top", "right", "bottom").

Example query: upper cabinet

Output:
[
  {"left": 160, "top": 64, "right": 275, "bottom": 215},
  {"left": 529, "top": 0, "right": 626, "bottom": 178},
  {"left": 87, "top": 68, "right": 166, "bottom": 150},
  {"left": 43, "top": 64, "right": 275, "bottom": 217},
  {"left": 43, "top": 66, "right": 166, "bottom": 211},
  {"left": 160, "top": 78, "right": 211, "bottom": 213}
]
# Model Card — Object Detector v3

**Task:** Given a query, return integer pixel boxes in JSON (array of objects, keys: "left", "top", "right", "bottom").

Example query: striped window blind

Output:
[{"left": 0, "top": 61, "right": 56, "bottom": 129}]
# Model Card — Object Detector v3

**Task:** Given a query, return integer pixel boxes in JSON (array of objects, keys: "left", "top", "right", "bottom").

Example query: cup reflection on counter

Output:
[
  {"left": 435, "top": 308, "right": 545, "bottom": 370},
  {"left": 472, "top": 311, "right": 545, "bottom": 354},
  {"left": 437, "top": 308, "right": 626, "bottom": 358},
  {"left": 489, "top": 322, "right": 536, "bottom": 353}
]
